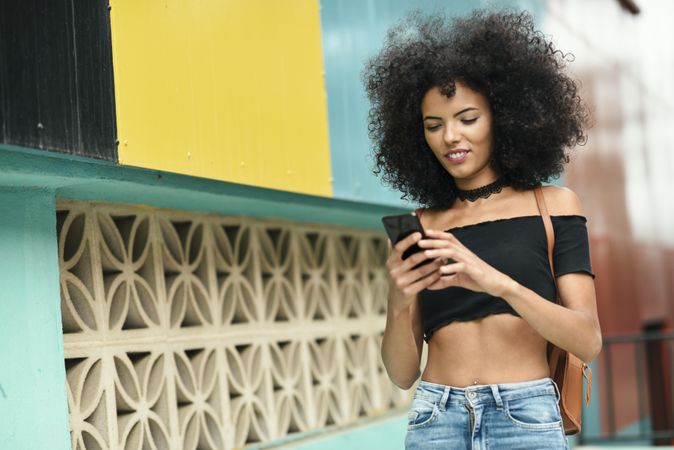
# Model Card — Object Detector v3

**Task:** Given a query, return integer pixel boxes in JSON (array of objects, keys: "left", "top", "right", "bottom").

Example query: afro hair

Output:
[{"left": 362, "top": 9, "right": 589, "bottom": 208}]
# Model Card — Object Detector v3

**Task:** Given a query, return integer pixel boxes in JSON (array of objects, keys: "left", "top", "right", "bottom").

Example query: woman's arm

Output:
[
  {"left": 500, "top": 186, "right": 601, "bottom": 362},
  {"left": 381, "top": 232, "right": 443, "bottom": 390},
  {"left": 381, "top": 290, "right": 424, "bottom": 390},
  {"left": 499, "top": 273, "right": 601, "bottom": 363}
]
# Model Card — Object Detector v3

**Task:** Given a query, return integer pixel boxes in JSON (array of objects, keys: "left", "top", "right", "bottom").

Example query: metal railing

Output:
[{"left": 579, "top": 330, "right": 674, "bottom": 445}]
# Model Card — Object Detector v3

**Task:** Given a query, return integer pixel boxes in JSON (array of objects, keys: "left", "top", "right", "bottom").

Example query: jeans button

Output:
[{"left": 468, "top": 391, "right": 477, "bottom": 399}]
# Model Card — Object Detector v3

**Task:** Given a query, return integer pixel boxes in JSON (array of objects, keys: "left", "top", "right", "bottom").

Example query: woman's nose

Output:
[{"left": 443, "top": 124, "right": 460, "bottom": 145}]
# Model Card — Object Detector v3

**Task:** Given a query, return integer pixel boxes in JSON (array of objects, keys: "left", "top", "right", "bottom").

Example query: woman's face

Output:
[{"left": 421, "top": 83, "right": 497, "bottom": 190}]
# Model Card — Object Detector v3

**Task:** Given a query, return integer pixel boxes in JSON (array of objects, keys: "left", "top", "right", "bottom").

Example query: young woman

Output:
[{"left": 363, "top": 9, "right": 602, "bottom": 449}]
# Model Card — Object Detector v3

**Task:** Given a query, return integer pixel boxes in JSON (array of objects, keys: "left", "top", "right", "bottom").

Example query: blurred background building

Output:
[{"left": 0, "top": 0, "right": 672, "bottom": 449}]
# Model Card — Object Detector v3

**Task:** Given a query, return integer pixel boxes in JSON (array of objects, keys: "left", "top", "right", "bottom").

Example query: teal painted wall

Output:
[
  {"left": 319, "top": 0, "right": 546, "bottom": 207},
  {"left": 0, "top": 188, "right": 71, "bottom": 450}
]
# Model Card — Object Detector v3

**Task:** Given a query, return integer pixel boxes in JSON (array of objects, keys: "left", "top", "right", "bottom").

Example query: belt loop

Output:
[
  {"left": 439, "top": 386, "right": 451, "bottom": 410},
  {"left": 552, "top": 379, "right": 561, "bottom": 404},
  {"left": 490, "top": 384, "right": 503, "bottom": 410}
]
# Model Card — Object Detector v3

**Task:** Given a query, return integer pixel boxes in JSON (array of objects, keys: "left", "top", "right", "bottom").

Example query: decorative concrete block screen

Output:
[{"left": 57, "top": 201, "right": 410, "bottom": 450}]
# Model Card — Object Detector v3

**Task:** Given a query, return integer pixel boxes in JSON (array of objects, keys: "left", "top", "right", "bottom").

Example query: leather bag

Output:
[{"left": 533, "top": 185, "right": 593, "bottom": 435}]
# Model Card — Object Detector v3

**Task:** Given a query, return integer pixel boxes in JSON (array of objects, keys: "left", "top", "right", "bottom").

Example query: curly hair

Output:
[{"left": 362, "top": 9, "right": 589, "bottom": 209}]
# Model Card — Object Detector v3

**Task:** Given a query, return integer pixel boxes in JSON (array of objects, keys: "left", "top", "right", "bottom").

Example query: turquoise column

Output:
[{"left": 0, "top": 188, "right": 70, "bottom": 450}]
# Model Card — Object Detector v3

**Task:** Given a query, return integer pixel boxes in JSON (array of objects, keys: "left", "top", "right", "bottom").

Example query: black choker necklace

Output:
[{"left": 454, "top": 178, "right": 508, "bottom": 202}]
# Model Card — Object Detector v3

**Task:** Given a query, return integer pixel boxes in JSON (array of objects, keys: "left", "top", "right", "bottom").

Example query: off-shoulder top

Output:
[{"left": 419, "top": 214, "right": 595, "bottom": 343}]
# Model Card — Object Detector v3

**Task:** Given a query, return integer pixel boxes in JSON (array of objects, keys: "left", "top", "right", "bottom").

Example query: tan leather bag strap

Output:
[
  {"left": 533, "top": 186, "right": 561, "bottom": 306},
  {"left": 535, "top": 186, "right": 593, "bottom": 410}
]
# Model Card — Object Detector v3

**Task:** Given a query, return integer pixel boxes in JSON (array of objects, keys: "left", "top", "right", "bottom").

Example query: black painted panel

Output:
[{"left": 0, "top": 0, "right": 117, "bottom": 161}]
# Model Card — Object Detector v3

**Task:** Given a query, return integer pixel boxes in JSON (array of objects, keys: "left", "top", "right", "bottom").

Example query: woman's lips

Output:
[{"left": 446, "top": 150, "right": 469, "bottom": 164}]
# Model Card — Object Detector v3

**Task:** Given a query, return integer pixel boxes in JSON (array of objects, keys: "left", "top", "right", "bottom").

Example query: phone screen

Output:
[{"left": 381, "top": 213, "right": 429, "bottom": 264}]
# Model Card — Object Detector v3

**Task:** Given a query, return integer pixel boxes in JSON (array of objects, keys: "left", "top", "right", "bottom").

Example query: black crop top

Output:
[{"left": 419, "top": 214, "right": 595, "bottom": 342}]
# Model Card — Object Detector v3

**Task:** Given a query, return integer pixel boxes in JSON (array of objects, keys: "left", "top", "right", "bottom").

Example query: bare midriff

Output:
[{"left": 421, "top": 313, "right": 550, "bottom": 388}]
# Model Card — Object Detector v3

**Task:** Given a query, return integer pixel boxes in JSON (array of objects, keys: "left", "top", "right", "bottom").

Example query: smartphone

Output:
[
  {"left": 381, "top": 212, "right": 456, "bottom": 275},
  {"left": 381, "top": 212, "right": 431, "bottom": 267}
]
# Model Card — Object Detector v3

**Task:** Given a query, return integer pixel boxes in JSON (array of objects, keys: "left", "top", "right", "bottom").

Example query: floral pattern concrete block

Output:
[{"left": 57, "top": 201, "right": 410, "bottom": 450}]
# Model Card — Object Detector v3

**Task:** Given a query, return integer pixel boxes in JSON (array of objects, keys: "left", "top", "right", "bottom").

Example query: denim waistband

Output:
[{"left": 415, "top": 377, "right": 560, "bottom": 409}]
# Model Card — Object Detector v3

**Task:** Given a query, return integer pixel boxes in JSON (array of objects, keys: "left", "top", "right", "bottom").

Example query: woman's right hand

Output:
[{"left": 386, "top": 232, "right": 444, "bottom": 315}]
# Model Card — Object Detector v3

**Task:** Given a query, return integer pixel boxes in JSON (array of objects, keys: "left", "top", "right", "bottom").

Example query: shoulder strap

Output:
[{"left": 533, "top": 186, "right": 561, "bottom": 305}]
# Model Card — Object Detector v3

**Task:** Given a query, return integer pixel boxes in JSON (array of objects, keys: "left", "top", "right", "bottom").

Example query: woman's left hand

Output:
[{"left": 418, "top": 229, "right": 514, "bottom": 296}]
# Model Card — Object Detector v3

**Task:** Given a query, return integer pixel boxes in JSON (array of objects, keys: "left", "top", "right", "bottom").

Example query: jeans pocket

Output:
[
  {"left": 407, "top": 397, "right": 439, "bottom": 430},
  {"left": 504, "top": 394, "right": 563, "bottom": 430}
]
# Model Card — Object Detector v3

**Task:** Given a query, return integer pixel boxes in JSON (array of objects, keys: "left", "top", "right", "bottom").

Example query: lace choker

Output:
[{"left": 454, "top": 178, "right": 508, "bottom": 202}]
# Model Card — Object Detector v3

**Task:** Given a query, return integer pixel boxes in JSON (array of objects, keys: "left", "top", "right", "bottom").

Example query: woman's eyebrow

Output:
[
  {"left": 423, "top": 107, "right": 479, "bottom": 121},
  {"left": 453, "top": 107, "right": 478, "bottom": 117}
]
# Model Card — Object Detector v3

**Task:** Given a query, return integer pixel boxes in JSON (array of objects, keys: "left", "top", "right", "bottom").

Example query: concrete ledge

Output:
[{"left": 254, "top": 412, "right": 408, "bottom": 450}]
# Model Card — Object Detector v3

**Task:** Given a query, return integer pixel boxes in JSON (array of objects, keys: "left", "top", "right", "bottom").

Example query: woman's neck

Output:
[{"left": 453, "top": 177, "right": 508, "bottom": 203}]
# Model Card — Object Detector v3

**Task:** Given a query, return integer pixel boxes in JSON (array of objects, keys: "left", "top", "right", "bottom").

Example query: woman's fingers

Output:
[
  {"left": 422, "top": 246, "right": 462, "bottom": 262},
  {"left": 401, "top": 266, "right": 443, "bottom": 296},
  {"left": 393, "top": 232, "right": 422, "bottom": 254},
  {"left": 426, "top": 260, "right": 466, "bottom": 290},
  {"left": 386, "top": 229, "right": 478, "bottom": 295},
  {"left": 398, "top": 247, "right": 437, "bottom": 272},
  {"left": 416, "top": 238, "right": 450, "bottom": 249},
  {"left": 387, "top": 233, "right": 416, "bottom": 267},
  {"left": 390, "top": 240, "right": 439, "bottom": 274},
  {"left": 387, "top": 232, "right": 423, "bottom": 268},
  {"left": 425, "top": 229, "right": 469, "bottom": 251},
  {"left": 396, "top": 257, "right": 443, "bottom": 288},
  {"left": 426, "top": 273, "right": 459, "bottom": 290},
  {"left": 439, "top": 261, "right": 465, "bottom": 275},
  {"left": 428, "top": 238, "right": 475, "bottom": 262},
  {"left": 417, "top": 234, "right": 471, "bottom": 260}
]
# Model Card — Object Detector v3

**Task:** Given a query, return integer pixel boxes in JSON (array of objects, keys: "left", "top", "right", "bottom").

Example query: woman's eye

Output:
[
  {"left": 461, "top": 117, "right": 478, "bottom": 125},
  {"left": 425, "top": 125, "right": 441, "bottom": 132}
]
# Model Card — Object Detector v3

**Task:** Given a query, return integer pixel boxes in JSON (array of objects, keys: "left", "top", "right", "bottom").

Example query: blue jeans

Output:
[{"left": 405, "top": 377, "right": 569, "bottom": 449}]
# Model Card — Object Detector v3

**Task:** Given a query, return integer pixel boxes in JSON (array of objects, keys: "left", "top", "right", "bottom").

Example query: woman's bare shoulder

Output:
[
  {"left": 540, "top": 185, "right": 583, "bottom": 216},
  {"left": 416, "top": 207, "right": 438, "bottom": 228},
  {"left": 416, "top": 207, "right": 456, "bottom": 231}
]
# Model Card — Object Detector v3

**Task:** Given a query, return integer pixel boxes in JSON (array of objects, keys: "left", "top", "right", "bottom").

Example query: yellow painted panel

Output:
[{"left": 110, "top": 0, "right": 332, "bottom": 197}]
